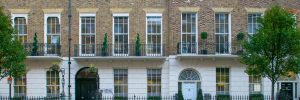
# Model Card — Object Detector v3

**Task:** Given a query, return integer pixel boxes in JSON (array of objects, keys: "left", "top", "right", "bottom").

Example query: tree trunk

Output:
[{"left": 271, "top": 80, "right": 275, "bottom": 100}]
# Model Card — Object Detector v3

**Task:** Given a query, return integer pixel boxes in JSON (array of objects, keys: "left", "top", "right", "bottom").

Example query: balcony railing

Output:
[
  {"left": 177, "top": 42, "right": 242, "bottom": 55},
  {"left": 74, "top": 44, "right": 165, "bottom": 57},
  {"left": 23, "top": 43, "right": 61, "bottom": 56}
]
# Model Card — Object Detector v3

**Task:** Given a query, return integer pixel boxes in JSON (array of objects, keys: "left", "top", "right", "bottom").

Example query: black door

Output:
[
  {"left": 281, "top": 82, "right": 294, "bottom": 100},
  {"left": 76, "top": 78, "right": 97, "bottom": 100}
]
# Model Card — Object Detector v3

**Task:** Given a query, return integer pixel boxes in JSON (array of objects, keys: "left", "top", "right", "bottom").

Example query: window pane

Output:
[
  {"left": 14, "top": 75, "right": 27, "bottom": 96},
  {"left": 147, "top": 69, "right": 161, "bottom": 97},
  {"left": 181, "top": 13, "right": 197, "bottom": 54},
  {"left": 46, "top": 70, "right": 60, "bottom": 96},
  {"left": 114, "top": 69, "right": 128, "bottom": 97},
  {"left": 147, "top": 16, "right": 162, "bottom": 55},
  {"left": 80, "top": 16, "right": 96, "bottom": 55},
  {"left": 114, "top": 16, "right": 129, "bottom": 55},
  {"left": 248, "top": 13, "right": 261, "bottom": 34},
  {"left": 216, "top": 68, "right": 230, "bottom": 95}
]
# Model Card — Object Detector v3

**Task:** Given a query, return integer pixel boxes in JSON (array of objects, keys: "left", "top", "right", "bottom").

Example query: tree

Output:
[
  {"left": 135, "top": 33, "right": 141, "bottom": 56},
  {"left": 240, "top": 5, "right": 300, "bottom": 100},
  {"left": 31, "top": 32, "right": 38, "bottom": 56},
  {"left": 0, "top": 7, "right": 27, "bottom": 80},
  {"left": 101, "top": 33, "right": 108, "bottom": 56}
]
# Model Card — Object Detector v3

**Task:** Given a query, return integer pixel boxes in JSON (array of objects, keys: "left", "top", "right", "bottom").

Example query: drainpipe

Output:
[{"left": 67, "top": 0, "right": 72, "bottom": 99}]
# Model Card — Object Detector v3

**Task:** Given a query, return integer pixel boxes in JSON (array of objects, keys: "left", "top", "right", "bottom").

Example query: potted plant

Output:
[
  {"left": 201, "top": 32, "right": 208, "bottom": 54},
  {"left": 135, "top": 33, "right": 141, "bottom": 56},
  {"left": 89, "top": 64, "right": 97, "bottom": 73},
  {"left": 236, "top": 32, "right": 245, "bottom": 55},
  {"left": 101, "top": 33, "right": 108, "bottom": 56},
  {"left": 31, "top": 32, "right": 38, "bottom": 56},
  {"left": 50, "top": 62, "right": 60, "bottom": 72}
]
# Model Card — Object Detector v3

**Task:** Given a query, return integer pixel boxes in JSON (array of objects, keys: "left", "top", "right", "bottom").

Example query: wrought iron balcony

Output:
[
  {"left": 74, "top": 44, "right": 165, "bottom": 57},
  {"left": 23, "top": 43, "right": 61, "bottom": 56},
  {"left": 177, "top": 42, "right": 242, "bottom": 55}
]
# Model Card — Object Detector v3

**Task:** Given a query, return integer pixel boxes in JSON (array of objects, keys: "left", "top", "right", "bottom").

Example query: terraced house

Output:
[{"left": 0, "top": 0, "right": 300, "bottom": 100}]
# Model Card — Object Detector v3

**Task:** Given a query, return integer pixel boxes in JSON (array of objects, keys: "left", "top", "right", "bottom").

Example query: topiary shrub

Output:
[
  {"left": 147, "top": 96, "right": 161, "bottom": 100},
  {"left": 177, "top": 90, "right": 184, "bottom": 100},
  {"left": 200, "top": 32, "right": 208, "bottom": 54},
  {"left": 249, "top": 94, "right": 264, "bottom": 100},
  {"left": 197, "top": 89, "right": 203, "bottom": 100},
  {"left": 216, "top": 94, "right": 230, "bottom": 100},
  {"left": 31, "top": 32, "right": 38, "bottom": 56},
  {"left": 236, "top": 32, "right": 245, "bottom": 55},
  {"left": 135, "top": 33, "right": 141, "bottom": 56},
  {"left": 236, "top": 32, "right": 245, "bottom": 41},
  {"left": 101, "top": 33, "right": 108, "bottom": 56}
]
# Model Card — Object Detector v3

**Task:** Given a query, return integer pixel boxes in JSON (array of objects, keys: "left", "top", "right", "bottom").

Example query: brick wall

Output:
[{"left": 0, "top": 0, "right": 299, "bottom": 56}]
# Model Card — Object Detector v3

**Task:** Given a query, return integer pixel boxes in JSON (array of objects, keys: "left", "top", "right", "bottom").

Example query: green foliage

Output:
[
  {"left": 114, "top": 96, "right": 127, "bottom": 100},
  {"left": 201, "top": 32, "right": 208, "bottom": 39},
  {"left": 101, "top": 33, "right": 108, "bottom": 56},
  {"left": 0, "top": 7, "right": 26, "bottom": 80},
  {"left": 135, "top": 33, "right": 141, "bottom": 56},
  {"left": 216, "top": 94, "right": 230, "bottom": 100},
  {"left": 201, "top": 32, "right": 208, "bottom": 54},
  {"left": 240, "top": 5, "right": 300, "bottom": 99},
  {"left": 177, "top": 90, "right": 184, "bottom": 100},
  {"left": 89, "top": 64, "right": 97, "bottom": 73},
  {"left": 196, "top": 89, "right": 203, "bottom": 100},
  {"left": 31, "top": 32, "right": 38, "bottom": 56},
  {"left": 237, "top": 32, "right": 245, "bottom": 41},
  {"left": 50, "top": 62, "right": 60, "bottom": 72},
  {"left": 147, "top": 96, "right": 161, "bottom": 100},
  {"left": 249, "top": 94, "right": 264, "bottom": 100}
]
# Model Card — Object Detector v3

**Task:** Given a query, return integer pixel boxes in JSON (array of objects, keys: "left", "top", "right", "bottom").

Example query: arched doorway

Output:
[
  {"left": 75, "top": 67, "right": 99, "bottom": 100},
  {"left": 178, "top": 69, "right": 201, "bottom": 100}
]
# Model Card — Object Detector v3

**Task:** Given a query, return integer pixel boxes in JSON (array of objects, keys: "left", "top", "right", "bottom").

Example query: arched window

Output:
[
  {"left": 179, "top": 69, "right": 200, "bottom": 81},
  {"left": 178, "top": 69, "right": 201, "bottom": 91}
]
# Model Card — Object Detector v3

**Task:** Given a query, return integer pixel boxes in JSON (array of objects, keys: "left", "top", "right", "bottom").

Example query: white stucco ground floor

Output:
[{"left": 0, "top": 55, "right": 299, "bottom": 100}]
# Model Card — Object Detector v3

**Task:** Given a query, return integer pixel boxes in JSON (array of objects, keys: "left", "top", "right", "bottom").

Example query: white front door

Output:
[{"left": 182, "top": 82, "right": 197, "bottom": 100}]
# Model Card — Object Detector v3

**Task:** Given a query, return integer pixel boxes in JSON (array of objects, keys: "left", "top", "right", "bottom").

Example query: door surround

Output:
[
  {"left": 178, "top": 68, "right": 201, "bottom": 100},
  {"left": 75, "top": 67, "right": 99, "bottom": 100}
]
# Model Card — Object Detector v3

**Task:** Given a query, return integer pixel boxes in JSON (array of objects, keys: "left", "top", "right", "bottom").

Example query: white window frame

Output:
[
  {"left": 214, "top": 13, "right": 231, "bottom": 55},
  {"left": 248, "top": 75, "right": 262, "bottom": 94},
  {"left": 113, "top": 69, "right": 128, "bottom": 97},
  {"left": 79, "top": 13, "right": 96, "bottom": 56},
  {"left": 112, "top": 13, "right": 129, "bottom": 56},
  {"left": 216, "top": 67, "right": 230, "bottom": 95},
  {"left": 146, "top": 13, "right": 163, "bottom": 56},
  {"left": 13, "top": 75, "right": 27, "bottom": 97},
  {"left": 247, "top": 13, "right": 262, "bottom": 35},
  {"left": 46, "top": 70, "right": 60, "bottom": 97},
  {"left": 44, "top": 14, "right": 61, "bottom": 56},
  {"left": 147, "top": 69, "right": 162, "bottom": 97},
  {"left": 11, "top": 14, "right": 28, "bottom": 43},
  {"left": 181, "top": 12, "right": 198, "bottom": 55}
]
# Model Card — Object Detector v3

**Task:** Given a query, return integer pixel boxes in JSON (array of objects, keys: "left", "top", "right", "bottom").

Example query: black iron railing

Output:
[
  {"left": 23, "top": 43, "right": 61, "bottom": 56},
  {"left": 177, "top": 42, "right": 242, "bottom": 55},
  {"left": 0, "top": 95, "right": 292, "bottom": 100},
  {"left": 74, "top": 44, "right": 165, "bottom": 57}
]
